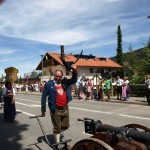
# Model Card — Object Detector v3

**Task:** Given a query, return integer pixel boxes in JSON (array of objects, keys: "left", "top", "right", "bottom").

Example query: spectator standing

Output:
[
  {"left": 34, "top": 83, "right": 39, "bottom": 92},
  {"left": 122, "top": 77, "right": 129, "bottom": 101},
  {"left": 41, "top": 64, "right": 77, "bottom": 144},
  {"left": 30, "top": 84, "right": 34, "bottom": 92},
  {"left": 105, "top": 76, "right": 112, "bottom": 101},
  {"left": 145, "top": 74, "right": 150, "bottom": 106},
  {"left": 81, "top": 79, "right": 87, "bottom": 96},
  {"left": 115, "top": 76, "right": 123, "bottom": 100},
  {"left": 25, "top": 84, "right": 28, "bottom": 93},
  {"left": 97, "top": 78, "right": 104, "bottom": 101},
  {"left": 85, "top": 78, "right": 92, "bottom": 100},
  {"left": 74, "top": 78, "right": 81, "bottom": 98}
]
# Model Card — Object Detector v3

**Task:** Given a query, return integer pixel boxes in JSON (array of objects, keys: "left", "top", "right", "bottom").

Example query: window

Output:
[
  {"left": 89, "top": 68, "right": 94, "bottom": 73},
  {"left": 101, "top": 69, "right": 105, "bottom": 75},
  {"left": 108, "top": 68, "right": 111, "bottom": 72}
]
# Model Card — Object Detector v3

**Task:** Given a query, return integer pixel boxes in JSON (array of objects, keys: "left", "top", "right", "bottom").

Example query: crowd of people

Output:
[
  {"left": 1, "top": 73, "right": 150, "bottom": 126},
  {"left": 73, "top": 75, "right": 131, "bottom": 101},
  {"left": 15, "top": 83, "right": 42, "bottom": 93}
]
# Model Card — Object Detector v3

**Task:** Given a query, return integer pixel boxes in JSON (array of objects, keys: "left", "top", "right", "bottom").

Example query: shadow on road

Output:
[{"left": 0, "top": 110, "right": 33, "bottom": 150}]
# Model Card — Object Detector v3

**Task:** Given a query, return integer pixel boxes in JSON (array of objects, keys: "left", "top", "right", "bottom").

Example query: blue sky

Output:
[{"left": 0, "top": 0, "right": 150, "bottom": 78}]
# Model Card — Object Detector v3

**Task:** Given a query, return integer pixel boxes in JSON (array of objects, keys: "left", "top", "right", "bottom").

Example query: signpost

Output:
[{"left": 25, "top": 75, "right": 30, "bottom": 86}]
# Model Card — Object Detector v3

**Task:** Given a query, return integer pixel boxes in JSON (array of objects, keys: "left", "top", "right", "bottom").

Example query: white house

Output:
[{"left": 35, "top": 52, "right": 121, "bottom": 82}]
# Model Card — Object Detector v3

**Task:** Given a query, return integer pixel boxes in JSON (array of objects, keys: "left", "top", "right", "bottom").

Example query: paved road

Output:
[
  {"left": 17, "top": 91, "right": 148, "bottom": 106},
  {"left": 0, "top": 93, "right": 150, "bottom": 150}
]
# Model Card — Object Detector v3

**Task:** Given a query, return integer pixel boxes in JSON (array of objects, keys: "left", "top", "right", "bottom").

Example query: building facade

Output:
[{"left": 36, "top": 52, "right": 122, "bottom": 80}]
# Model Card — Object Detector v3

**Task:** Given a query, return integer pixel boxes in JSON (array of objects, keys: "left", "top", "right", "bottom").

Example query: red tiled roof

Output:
[{"left": 47, "top": 52, "right": 121, "bottom": 68}]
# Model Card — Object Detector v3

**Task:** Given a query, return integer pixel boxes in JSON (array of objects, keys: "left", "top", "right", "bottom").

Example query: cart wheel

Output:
[
  {"left": 123, "top": 123, "right": 150, "bottom": 133},
  {"left": 72, "top": 137, "right": 114, "bottom": 150}
]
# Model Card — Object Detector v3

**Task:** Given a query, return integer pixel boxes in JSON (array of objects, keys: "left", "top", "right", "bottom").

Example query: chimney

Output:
[{"left": 60, "top": 45, "right": 65, "bottom": 60}]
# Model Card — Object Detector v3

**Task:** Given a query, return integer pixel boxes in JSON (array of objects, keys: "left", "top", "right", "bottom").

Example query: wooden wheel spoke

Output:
[
  {"left": 123, "top": 123, "right": 150, "bottom": 133},
  {"left": 72, "top": 138, "right": 114, "bottom": 150}
]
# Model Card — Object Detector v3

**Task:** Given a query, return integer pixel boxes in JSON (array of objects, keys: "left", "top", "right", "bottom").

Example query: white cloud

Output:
[
  {"left": 0, "top": 0, "right": 122, "bottom": 44},
  {"left": 0, "top": 49, "right": 17, "bottom": 55},
  {"left": 0, "top": 0, "right": 150, "bottom": 77}
]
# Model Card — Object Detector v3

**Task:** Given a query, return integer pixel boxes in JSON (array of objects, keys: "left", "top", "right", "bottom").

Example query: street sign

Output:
[{"left": 26, "top": 75, "right": 30, "bottom": 79}]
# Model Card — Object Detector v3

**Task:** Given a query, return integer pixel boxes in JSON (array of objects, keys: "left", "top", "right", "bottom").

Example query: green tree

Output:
[
  {"left": 140, "top": 44, "right": 150, "bottom": 75},
  {"left": 38, "top": 71, "right": 47, "bottom": 77},
  {"left": 30, "top": 70, "right": 39, "bottom": 78},
  {"left": 116, "top": 25, "right": 124, "bottom": 77},
  {"left": 0, "top": 74, "right": 5, "bottom": 82},
  {"left": 125, "top": 38, "right": 150, "bottom": 84},
  {"left": 147, "top": 36, "right": 150, "bottom": 49},
  {"left": 132, "top": 38, "right": 150, "bottom": 83},
  {"left": 124, "top": 44, "right": 139, "bottom": 77},
  {"left": 18, "top": 76, "right": 23, "bottom": 84},
  {"left": 124, "top": 44, "right": 143, "bottom": 83}
]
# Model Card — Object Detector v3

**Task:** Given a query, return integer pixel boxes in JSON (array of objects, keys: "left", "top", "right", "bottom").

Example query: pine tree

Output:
[
  {"left": 116, "top": 25, "right": 124, "bottom": 77},
  {"left": 147, "top": 36, "right": 150, "bottom": 49}
]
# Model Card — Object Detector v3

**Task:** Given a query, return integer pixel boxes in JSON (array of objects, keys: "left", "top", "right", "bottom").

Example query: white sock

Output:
[{"left": 55, "top": 134, "right": 60, "bottom": 143}]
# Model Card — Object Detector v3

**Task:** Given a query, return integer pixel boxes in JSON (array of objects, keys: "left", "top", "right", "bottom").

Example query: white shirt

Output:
[{"left": 116, "top": 79, "right": 123, "bottom": 86}]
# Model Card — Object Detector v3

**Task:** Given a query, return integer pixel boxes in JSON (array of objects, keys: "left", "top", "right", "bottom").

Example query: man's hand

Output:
[{"left": 71, "top": 64, "right": 77, "bottom": 69}]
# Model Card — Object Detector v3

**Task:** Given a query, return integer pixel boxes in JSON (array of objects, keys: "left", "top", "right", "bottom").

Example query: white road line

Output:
[
  {"left": 118, "top": 114, "right": 150, "bottom": 120},
  {"left": 15, "top": 102, "right": 40, "bottom": 107},
  {"left": 16, "top": 98, "right": 41, "bottom": 103},
  {"left": 15, "top": 99, "right": 150, "bottom": 121},
  {"left": 70, "top": 107, "right": 113, "bottom": 114},
  {"left": 70, "top": 107, "right": 150, "bottom": 121},
  {"left": 17, "top": 109, "right": 35, "bottom": 116}
]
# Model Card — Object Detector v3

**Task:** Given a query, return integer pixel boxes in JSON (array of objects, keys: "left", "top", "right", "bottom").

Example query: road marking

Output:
[
  {"left": 16, "top": 102, "right": 40, "bottom": 107},
  {"left": 118, "top": 114, "right": 150, "bottom": 120},
  {"left": 70, "top": 106, "right": 113, "bottom": 114},
  {"left": 17, "top": 109, "right": 35, "bottom": 116},
  {"left": 16, "top": 98, "right": 41, "bottom": 103},
  {"left": 70, "top": 107, "right": 150, "bottom": 121},
  {"left": 15, "top": 99, "right": 150, "bottom": 121}
]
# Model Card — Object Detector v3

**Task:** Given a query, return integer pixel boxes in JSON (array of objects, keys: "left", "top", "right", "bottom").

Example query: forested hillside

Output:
[
  {"left": 110, "top": 47, "right": 145, "bottom": 62},
  {"left": 110, "top": 44, "right": 150, "bottom": 84}
]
